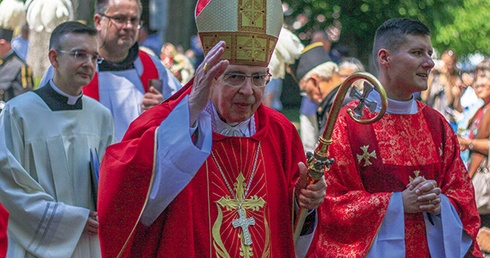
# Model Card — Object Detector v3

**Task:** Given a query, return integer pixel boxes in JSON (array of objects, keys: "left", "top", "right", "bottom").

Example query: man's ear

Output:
[
  {"left": 378, "top": 49, "right": 389, "bottom": 66},
  {"left": 48, "top": 49, "right": 59, "bottom": 68},
  {"left": 94, "top": 14, "right": 103, "bottom": 31}
]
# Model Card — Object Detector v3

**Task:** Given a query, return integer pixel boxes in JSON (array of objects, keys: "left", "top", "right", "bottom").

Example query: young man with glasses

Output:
[
  {"left": 97, "top": 0, "right": 326, "bottom": 257},
  {"left": 0, "top": 21, "right": 114, "bottom": 258},
  {"left": 41, "top": 0, "right": 182, "bottom": 141}
]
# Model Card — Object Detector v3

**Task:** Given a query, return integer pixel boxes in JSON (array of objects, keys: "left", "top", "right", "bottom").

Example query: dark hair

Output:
[
  {"left": 49, "top": 21, "right": 97, "bottom": 50},
  {"left": 95, "top": 0, "right": 142, "bottom": 15},
  {"left": 372, "top": 18, "right": 430, "bottom": 68}
]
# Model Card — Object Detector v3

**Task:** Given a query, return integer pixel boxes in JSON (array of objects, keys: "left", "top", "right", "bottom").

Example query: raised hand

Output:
[{"left": 188, "top": 41, "right": 229, "bottom": 125}]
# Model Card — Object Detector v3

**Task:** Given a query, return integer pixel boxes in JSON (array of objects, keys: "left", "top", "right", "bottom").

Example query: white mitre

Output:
[{"left": 195, "top": 0, "right": 283, "bottom": 67}]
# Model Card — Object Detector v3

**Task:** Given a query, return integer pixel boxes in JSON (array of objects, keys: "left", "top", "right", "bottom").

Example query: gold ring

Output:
[{"left": 203, "top": 63, "right": 209, "bottom": 73}]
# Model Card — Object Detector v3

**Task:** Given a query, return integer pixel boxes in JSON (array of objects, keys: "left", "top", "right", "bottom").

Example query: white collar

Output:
[
  {"left": 205, "top": 102, "right": 255, "bottom": 137},
  {"left": 367, "top": 90, "right": 418, "bottom": 115},
  {"left": 49, "top": 80, "right": 82, "bottom": 105}
]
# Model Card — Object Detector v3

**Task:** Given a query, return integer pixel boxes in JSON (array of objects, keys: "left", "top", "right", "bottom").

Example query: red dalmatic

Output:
[{"left": 309, "top": 101, "right": 482, "bottom": 257}]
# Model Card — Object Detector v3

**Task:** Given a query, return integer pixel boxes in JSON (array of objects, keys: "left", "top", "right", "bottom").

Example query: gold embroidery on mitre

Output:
[
  {"left": 357, "top": 145, "right": 377, "bottom": 167},
  {"left": 238, "top": 0, "right": 266, "bottom": 30},
  {"left": 213, "top": 172, "right": 266, "bottom": 257},
  {"left": 200, "top": 32, "right": 277, "bottom": 66},
  {"left": 237, "top": 35, "right": 267, "bottom": 63},
  {"left": 409, "top": 170, "right": 425, "bottom": 183},
  {"left": 195, "top": 0, "right": 282, "bottom": 66}
]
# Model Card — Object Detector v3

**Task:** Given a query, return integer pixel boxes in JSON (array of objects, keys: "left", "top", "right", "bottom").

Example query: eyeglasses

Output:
[
  {"left": 57, "top": 50, "right": 104, "bottom": 64},
  {"left": 99, "top": 13, "right": 143, "bottom": 29},
  {"left": 222, "top": 73, "right": 271, "bottom": 88}
]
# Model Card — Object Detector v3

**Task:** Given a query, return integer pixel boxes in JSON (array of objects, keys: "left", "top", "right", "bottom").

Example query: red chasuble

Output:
[
  {"left": 0, "top": 204, "right": 8, "bottom": 257},
  {"left": 308, "top": 101, "right": 482, "bottom": 257},
  {"left": 98, "top": 82, "right": 304, "bottom": 257}
]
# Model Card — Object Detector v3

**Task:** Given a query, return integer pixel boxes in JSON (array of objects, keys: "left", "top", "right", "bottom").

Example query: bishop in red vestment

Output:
[{"left": 97, "top": 0, "right": 326, "bottom": 257}]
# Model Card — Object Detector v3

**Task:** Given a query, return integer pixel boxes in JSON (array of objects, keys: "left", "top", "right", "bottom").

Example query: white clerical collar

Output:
[
  {"left": 367, "top": 90, "right": 418, "bottom": 115},
  {"left": 385, "top": 97, "right": 418, "bottom": 114},
  {"left": 49, "top": 80, "right": 82, "bottom": 105},
  {"left": 206, "top": 102, "right": 255, "bottom": 137}
]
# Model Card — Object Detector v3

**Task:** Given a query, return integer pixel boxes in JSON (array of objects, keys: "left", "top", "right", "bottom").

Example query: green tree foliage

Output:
[
  {"left": 283, "top": 0, "right": 488, "bottom": 70},
  {"left": 435, "top": 0, "right": 490, "bottom": 56}
]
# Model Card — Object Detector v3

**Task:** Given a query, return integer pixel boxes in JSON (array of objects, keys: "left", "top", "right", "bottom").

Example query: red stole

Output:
[
  {"left": 82, "top": 50, "right": 159, "bottom": 101},
  {"left": 0, "top": 204, "right": 8, "bottom": 257}
]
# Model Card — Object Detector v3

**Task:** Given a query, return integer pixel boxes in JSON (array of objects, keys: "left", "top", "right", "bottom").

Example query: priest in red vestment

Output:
[
  {"left": 308, "top": 18, "right": 482, "bottom": 257},
  {"left": 97, "top": 0, "right": 326, "bottom": 257}
]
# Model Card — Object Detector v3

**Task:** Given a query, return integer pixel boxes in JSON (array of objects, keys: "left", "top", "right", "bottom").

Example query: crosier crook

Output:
[{"left": 293, "top": 72, "right": 389, "bottom": 243}]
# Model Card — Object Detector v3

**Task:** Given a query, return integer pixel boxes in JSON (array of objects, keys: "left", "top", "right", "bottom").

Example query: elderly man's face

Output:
[{"left": 211, "top": 64, "right": 268, "bottom": 123}]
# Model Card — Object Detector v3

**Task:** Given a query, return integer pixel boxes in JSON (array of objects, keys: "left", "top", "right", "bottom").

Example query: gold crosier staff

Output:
[{"left": 293, "top": 72, "right": 388, "bottom": 243}]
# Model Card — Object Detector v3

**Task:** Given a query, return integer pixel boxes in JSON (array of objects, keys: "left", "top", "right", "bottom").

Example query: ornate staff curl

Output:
[{"left": 293, "top": 72, "right": 388, "bottom": 243}]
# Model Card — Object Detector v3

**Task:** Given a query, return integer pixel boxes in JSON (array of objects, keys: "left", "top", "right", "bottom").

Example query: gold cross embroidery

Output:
[
  {"left": 357, "top": 145, "right": 377, "bottom": 167},
  {"left": 216, "top": 173, "right": 265, "bottom": 257},
  {"left": 409, "top": 170, "right": 425, "bottom": 183},
  {"left": 239, "top": 0, "right": 265, "bottom": 28}
]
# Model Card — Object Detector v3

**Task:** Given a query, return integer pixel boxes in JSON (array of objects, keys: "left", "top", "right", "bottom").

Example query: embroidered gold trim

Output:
[{"left": 117, "top": 127, "right": 159, "bottom": 258}]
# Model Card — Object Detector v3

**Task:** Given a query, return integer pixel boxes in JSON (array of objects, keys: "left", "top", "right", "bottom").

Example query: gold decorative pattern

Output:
[
  {"left": 215, "top": 172, "right": 265, "bottom": 257},
  {"left": 236, "top": 35, "right": 267, "bottom": 64},
  {"left": 199, "top": 32, "right": 276, "bottom": 66},
  {"left": 357, "top": 145, "right": 377, "bottom": 167},
  {"left": 409, "top": 170, "right": 425, "bottom": 183},
  {"left": 238, "top": 0, "right": 266, "bottom": 31}
]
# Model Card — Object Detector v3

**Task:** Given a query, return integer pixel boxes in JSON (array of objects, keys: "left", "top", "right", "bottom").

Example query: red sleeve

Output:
[
  {"left": 0, "top": 204, "right": 8, "bottom": 258},
  {"left": 98, "top": 80, "right": 194, "bottom": 257}
]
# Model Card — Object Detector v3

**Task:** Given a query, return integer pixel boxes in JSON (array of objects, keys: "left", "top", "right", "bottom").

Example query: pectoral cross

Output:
[
  {"left": 232, "top": 208, "right": 255, "bottom": 246},
  {"left": 216, "top": 173, "right": 266, "bottom": 247},
  {"left": 349, "top": 81, "right": 378, "bottom": 119}
]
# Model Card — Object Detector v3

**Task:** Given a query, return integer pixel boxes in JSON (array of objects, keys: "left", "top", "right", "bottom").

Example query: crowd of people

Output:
[{"left": 0, "top": 0, "right": 488, "bottom": 257}]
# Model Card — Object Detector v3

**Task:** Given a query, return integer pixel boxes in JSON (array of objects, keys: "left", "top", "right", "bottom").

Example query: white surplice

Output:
[{"left": 0, "top": 87, "right": 114, "bottom": 258}]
